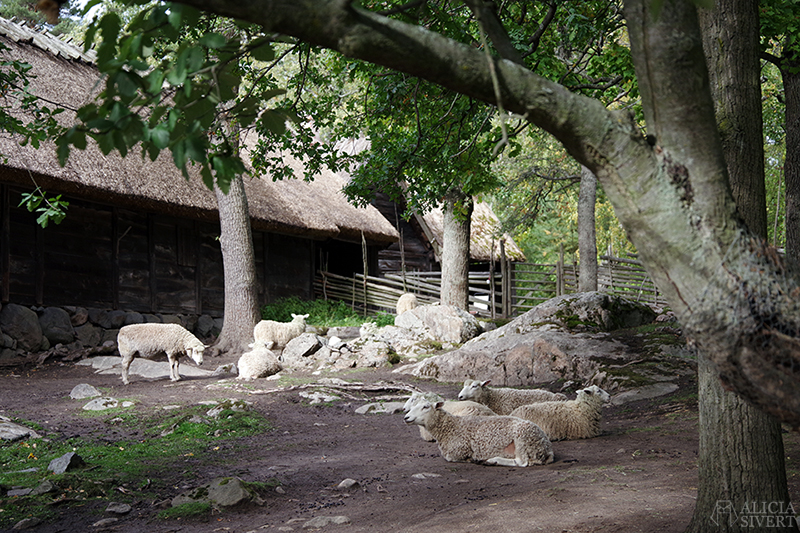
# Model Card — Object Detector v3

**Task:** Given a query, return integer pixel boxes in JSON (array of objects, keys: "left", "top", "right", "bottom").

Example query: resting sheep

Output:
[
  {"left": 457, "top": 379, "right": 567, "bottom": 415},
  {"left": 403, "top": 391, "right": 497, "bottom": 441},
  {"left": 396, "top": 292, "right": 418, "bottom": 315},
  {"left": 237, "top": 345, "right": 282, "bottom": 381},
  {"left": 117, "top": 323, "right": 205, "bottom": 385},
  {"left": 404, "top": 400, "right": 554, "bottom": 467},
  {"left": 509, "top": 385, "right": 610, "bottom": 440},
  {"left": 253, "top": 313, "right": 308, "bottom": 348}
]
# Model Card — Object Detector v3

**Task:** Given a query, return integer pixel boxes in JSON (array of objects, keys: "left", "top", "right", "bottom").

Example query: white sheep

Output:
[
  {"left": 509, "top": 385, "right": 610, "bottom": 441},
  {"left": 457, "top": 379, "right": 567, "bottom": 415},
  {"left": 404, "top": 400, "right": 554, "bottom": 467},
  {"left": 117, "top": 323, "right": 206, "bottom": 385},
  {"left": 253, "top": 313, "right": 309, "bottom": 348},
  {"left": 237, "top": 345, "right": 282, "bottom": 381},
  {"left": 396, "top": 292, "right": 418, "bottom": 315},
  {"left": 403, "top": 390, "right": 497, "bottom": 442}
]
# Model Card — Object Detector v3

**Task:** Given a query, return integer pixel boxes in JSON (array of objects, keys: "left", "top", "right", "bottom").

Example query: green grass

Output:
[
  {"left": 260, "top": 296, "right": 395, "bottom": 328},
  {"left": 157, "top": 501, "right": 212, "bottom": 520},
  {"left": 0, "top": 408, "right": 272, "bottom": 529}
]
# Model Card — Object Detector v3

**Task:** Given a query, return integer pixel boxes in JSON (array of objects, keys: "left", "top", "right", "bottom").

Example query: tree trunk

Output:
[
  {"left": 212, "top": 174, "right": 261, "bottom": 355},
  {"left": 440, "top": 189, "right": 472, "bottom": 310},
  {"left": 784, "top": 44, "right": 800, "bottom": 269},
  {"left": 686, "top": 2, "right": 793, "bottom": 531},
  {"left": 578, "top": 165, "right": 598, "bottom": 292}
]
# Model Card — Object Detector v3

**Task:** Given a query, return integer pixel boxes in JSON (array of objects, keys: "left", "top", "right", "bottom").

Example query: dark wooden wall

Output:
[
  {"left": 371, "top": 192, "right": 436, "bottom": 274},
  {"left": 0, "top": 184, "right": 332, "bottom": 316}
]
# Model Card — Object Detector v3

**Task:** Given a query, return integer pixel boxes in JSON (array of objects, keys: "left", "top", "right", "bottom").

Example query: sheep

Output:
[
  {"left": 403, "top": 399, "right": 554, "bottom": 467},
  {"left": 396, "top": 292, "right": 418, "bottom": 315},
  {"left": 457, "top": 379, "right": 567, "bottom": 415},
  {"left": 237, "top": 345, "right": 282, "bottom": 381},
  {"left": 117, "top": 323, "right": 205, "bottom": 385},
  {"left": 253, "top": 313, "right": 309, "bottom": 348},
  {"left": 403, "top": 390, "right": 497, "bottom": 441},
  {"left": 509, "top": 385, "right": 610, "bottom": 441}
]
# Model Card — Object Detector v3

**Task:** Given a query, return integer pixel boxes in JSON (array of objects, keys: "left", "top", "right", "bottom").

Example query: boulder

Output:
[
  {"left": 88, "top": 309, "right": 126, "bottom": 329},
  {"left": 38, "top": 307, "right": 75, "bottom": 345},
  {"left": 394, "top": 304, "right": 480, "bottom": 344},
  {"left": 281, "top": 333, "right": 323, "bottom": 369},
  {"left": 171, "top": 476, "right": 253, "bottom": 508},
  {"left": 74, "top": 322, "right": 102, "bottom": 347},
  {"left": 0, "top": 304, "right": 44, "bottom": 351},
  {"left": 195, "top": 314, "right": 215, "bottom": 337},
  {"left": 63, "top": 306, "right": 89, "bottom": 326}
]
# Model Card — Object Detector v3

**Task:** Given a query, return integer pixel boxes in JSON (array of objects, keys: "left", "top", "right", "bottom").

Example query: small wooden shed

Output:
[{"left": 0, "top": 19, "right": 398, "bottom": 317}]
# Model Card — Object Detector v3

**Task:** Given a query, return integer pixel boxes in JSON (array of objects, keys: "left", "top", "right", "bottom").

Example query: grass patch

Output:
[
  {"left": 260, "top": 296, "right": 395, "bottom": 328},
  {"left": 157, "top": 501, "right": 212, "bottom": 520},
  {"left": 0, "top": 408, "right": 272, "bottom": 529}
]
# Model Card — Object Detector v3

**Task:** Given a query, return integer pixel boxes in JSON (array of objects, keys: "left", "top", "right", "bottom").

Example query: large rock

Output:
[
  {"left": 394, "top": 304, "right": 480, "bottom": 345},
  {"left": 38, "top": 307, "right": 75, "bottom": 345},
  {"left": 398, "top": 292, "right": 691, "bottom": 392},
  {"left": 0, "top": 304, "right": 44, "bottom": 351},
  {"left": 172, "top": 477, "right": 253, "bottom": 508},
  {"left": 88, "top": 309, "right": 126, "bottom": 329}
]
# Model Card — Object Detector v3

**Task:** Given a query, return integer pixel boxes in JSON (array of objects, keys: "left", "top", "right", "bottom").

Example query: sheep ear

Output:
[
  {"left": 434, "top": 401, "right": 445, "bottom": 410},
  {"left": 481, "top": 380, "right": 491, "bottom": 387},
  {"left": 585, "top": 389, "right": 593, "bottom": 395}
]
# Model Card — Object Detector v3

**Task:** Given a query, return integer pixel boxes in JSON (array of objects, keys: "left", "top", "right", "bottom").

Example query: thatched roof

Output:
[
  {"left": 0, "top": 18, "right": 398, "bottom": 245},
  {"left": 415, "top": 201, "right": 526, "bottom": 263}
]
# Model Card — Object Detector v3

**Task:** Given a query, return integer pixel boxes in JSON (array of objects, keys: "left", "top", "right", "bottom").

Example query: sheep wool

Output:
[
  {"left": 458, "top": 379, "right": 567, "bottom": 415},
  {"left": 117, "top": 323, "right": 205, "bottom": 385},
  {"left": 253, "top": 313, "right": 309, "bottom": 348},
  {"left": 404, "top": 390, "right": 497, "bottom": 441},
  {"left": 509, "top": 385, "right": 611, "bottom": 440},
  {"left": 404, "top": 400, "right": 553, "bottom": 467},
  {"left": 237, "top": 345, "right": 282, "bottom": 381},
  {"left": 396, "top": 293, "right": 418, "bottom": 315}
]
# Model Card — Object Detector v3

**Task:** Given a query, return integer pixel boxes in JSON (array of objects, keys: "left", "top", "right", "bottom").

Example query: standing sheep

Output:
[
  {"left": 117, "top": 323, "right": 206, "bottom": 385},
  {"left": 237, "top": 345, "right": 282, "bottom": 380},
  {"left": 403, "top": 391, "right": 497, "bottom": 441},
  {"left": 404, "top": 400, "right": 554, "bottom": 467},
  {"left": 458, "top": 379, "right": 567, "bottom": 415},
  {"left": 253, "top": 313, "right": 309, "bottom": 348},
  {"left": 396, "top": 292, "right": 418, "bottom": 315},
  {"left": 509, "top": 385, "right": 610, "bottom": 440}
]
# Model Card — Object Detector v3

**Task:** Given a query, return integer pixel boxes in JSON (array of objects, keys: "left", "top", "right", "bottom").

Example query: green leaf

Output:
[
  {"left": 150, "top": 125, "right": 171, "bottom": 150},
  {"left": 199, "top": 33, "right": 227, "bottom": 50},
  {"left": 250, "top": 42, "right": 275, "bottom": 62},
  {"left": 115, "top": 71, "right": 140, "bottom": 98},
  {"left": 200, "top": 164, "right": 214, "bottom": 190},
  {"left": 258, "top": 110, "right": 287, "bottom": 136}
]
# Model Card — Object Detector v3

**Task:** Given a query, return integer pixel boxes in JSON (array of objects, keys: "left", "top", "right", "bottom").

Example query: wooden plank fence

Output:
[{"left": 314, "top": 253, "right": 669, "bottom": 318}]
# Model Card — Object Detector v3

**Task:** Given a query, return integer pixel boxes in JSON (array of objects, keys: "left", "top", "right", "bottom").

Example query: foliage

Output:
[
  {"left": 0, "top": 0, "right": 81, "bottom": 35},
  {"left": 260, "top": 296, "right": 394, "bottom": 328},
  {"left": 157, "top": 501, "right": 212, "bottom": 520},
  {"left": 0, "top": 408, "right": 271, "bottom": 529},
  {"left": 17, "top": 187, "right": 69, "bottom": 227}
]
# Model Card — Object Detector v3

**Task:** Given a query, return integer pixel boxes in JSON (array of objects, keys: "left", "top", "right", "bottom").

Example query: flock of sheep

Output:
[
  {"left": 403, "top": 379, "right": 610, "bottom": 467},
  {"left": 115, "top": 297, "right": 609, "bottom": 468}
]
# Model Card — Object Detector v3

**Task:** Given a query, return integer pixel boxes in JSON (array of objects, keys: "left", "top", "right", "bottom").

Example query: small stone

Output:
[
  {"left": 337, "top": 478, "right": 359, "bottom": 490},
  {"left": 411, "top": 472, "right": 441, "bottom": 479},
  {"left": 274, "top": 486, "right": 286, "bottom": 494},
  {"left": 8, "top": 488, "right": 32, "bottom": 497},
  {"left": 12, "top": 517, "right": 42, "bottom": 530},
  {"left": 106, "top": 502, "right": 132, "bottom": 514},
  {"left": 302, "top": 516, "right": 351, "bottom": 529},
  {"left": 48, "top": 451, "right": 85, "bottom": 474},
  {"left": 70, "top": 383, "right": 101, "bottom": 400},
  {"left": 92, "top": 518, "right": 119, "bottom": 527},
  {"left": 30, "top": 479, "right": 55, "bottom": 495},
  {"left": 82, "top": 397, "right": 118, "bottom": 411}
]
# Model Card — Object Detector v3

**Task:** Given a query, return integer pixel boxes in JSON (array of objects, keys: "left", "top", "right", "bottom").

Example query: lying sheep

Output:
[
  {"left": 253, "top": 313, "right": 309, "bottom": 348},
  {"left": 404, "top": 400, "right": 554, "bottom": 467},
  {"left": 237, "top": 345, "right": 282, "bottom": 381},
  {"left": 509, "top": 385, "right": 610, "bottom": 440},
  {"left": 396, "top": 292, "right": 418, "bottom": 315},
  {"left": 117, "top": 323, "right": 205, "bottom": 385},
  {"left": 403, "top": 390, "right": 497, "bottom": 442},
  {"left": 458, "top": 379, "right": 567, "bottom": 415}
]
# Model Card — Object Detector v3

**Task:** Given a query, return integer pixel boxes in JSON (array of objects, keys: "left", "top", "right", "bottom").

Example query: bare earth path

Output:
[{"left": 1, "top": 354, "right": 798, "bottom": 533}]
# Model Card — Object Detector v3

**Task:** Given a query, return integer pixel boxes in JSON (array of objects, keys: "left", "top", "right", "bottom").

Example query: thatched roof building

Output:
[{"left": 0, "top": 18, "right": 398, "bottom": 316}]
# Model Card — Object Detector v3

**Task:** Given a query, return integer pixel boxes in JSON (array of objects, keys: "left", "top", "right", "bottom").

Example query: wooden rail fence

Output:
[{"left": 314, "top": 253, "right": 668, "bottom": 319}]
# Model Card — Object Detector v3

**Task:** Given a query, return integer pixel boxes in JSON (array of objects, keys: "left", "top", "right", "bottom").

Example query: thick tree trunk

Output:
[
  {"left": 213, "top": 174, "right": 261, "bottom": 355},
  {"left": 686, "top": 2, "right": 793, "bottom": 531},
  {"left": 578, "top": 165, "right": 597, "bottom": 292},
  {"left": 784, "top": 45, "right": 800, "bottom": 268},
  {"left": 440, "top": 189, "right": 472, "bottom": 310}
]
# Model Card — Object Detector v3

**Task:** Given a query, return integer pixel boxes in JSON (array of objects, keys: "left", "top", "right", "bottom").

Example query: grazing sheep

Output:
[
  {"left": 457, "top": 379, "right": 567, "bottom": 415},
  {"left": 509, "top": 385, "right": 610, "bottom": 440},
  {"left": 117, "top": 323, "right": 205, "bottom": 385},
  {"left": 237, "top": 345, "right": 282, "bottom": 381},
  {"left": 253, "top": 313, "right": 309, "bottom": 348},
  {"left": 396, "top": 292, "right": 418, "bottom": 315},
  {"left": 404, "top": 400, "right": 554, "bottom": 467},
  {"left": 403, "top": 391, "right": 497, "bottom": 441}
]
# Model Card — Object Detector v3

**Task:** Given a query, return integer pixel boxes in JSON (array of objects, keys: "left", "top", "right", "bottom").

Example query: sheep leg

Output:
[
  {"left": 167, "top": 353, "right": 181, "bottom": 381},
  {"left": 120, "top": 353, "right": 134, "bottom": 385},
  {"left": 485, "top": 456, "right": 525, "bottom": 467}
]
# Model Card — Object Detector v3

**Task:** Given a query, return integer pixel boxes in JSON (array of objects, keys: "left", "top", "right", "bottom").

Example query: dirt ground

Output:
[{"left": 2, "top": 351, "right": 799, "bottom": 533}]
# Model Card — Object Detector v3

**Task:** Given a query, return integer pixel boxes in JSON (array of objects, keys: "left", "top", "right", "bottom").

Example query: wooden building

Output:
[{"left": 0, "top": 19, "right": 398, "bottom": 317}]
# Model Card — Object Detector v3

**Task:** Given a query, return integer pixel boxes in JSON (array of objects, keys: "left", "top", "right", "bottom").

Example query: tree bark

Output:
[
  {"left": 783, "top": 44, "right": 800, "bottom": 269},
  {"left": 170, "top": 0, "right": 800, "bottom": 426},
  {"left": 440, "top": 189, "right": 472, "bottom": 310},
  {"left": 685, "top": 2, "right": 793, "bottom": 530},
  {"left": 578, "top": 165, "right": 598, "bottom": 292},
  {"left": 212, "top": 174, "right": 261, "bottom": 355}
]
